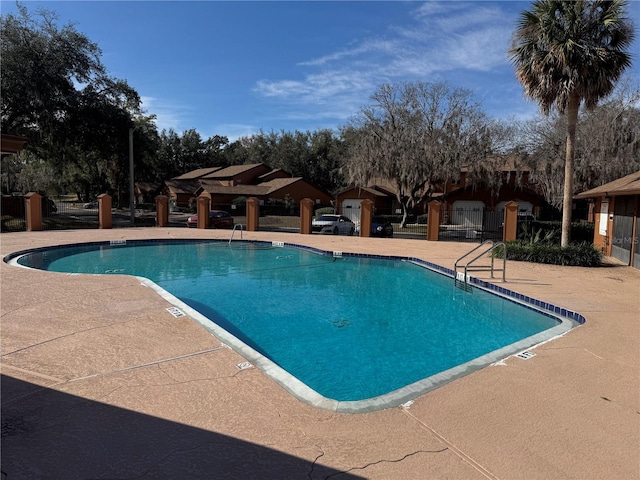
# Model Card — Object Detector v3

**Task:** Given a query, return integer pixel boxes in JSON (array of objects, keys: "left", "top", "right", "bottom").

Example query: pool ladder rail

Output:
[
  {"left": 229, "top": 224, "right": 246, "bottom": 245},
  {"left": 454, "top": 240, "right": 506, "bottom": 291}
]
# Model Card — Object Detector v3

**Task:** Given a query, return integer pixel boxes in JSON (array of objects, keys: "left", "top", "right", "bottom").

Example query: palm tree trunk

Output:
[{"left": 561, "top": 93, "right": 580, "bottom": 247}]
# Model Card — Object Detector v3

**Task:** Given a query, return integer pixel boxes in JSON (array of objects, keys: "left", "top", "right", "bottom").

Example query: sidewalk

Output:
[{"left": 1, "top": 229, "right": 638, "bottom": 479}]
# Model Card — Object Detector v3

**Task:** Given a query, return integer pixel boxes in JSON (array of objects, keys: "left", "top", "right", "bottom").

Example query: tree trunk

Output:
[{"left": 561, "top": 93, "right": 580, "bottom": 247}]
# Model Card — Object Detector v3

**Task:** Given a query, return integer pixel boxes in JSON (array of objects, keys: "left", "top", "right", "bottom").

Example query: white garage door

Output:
[
  {"left": 452, "top": 200, "right": 484, "bottom": 226},
  {"left": 497, "top": 201, "right": 533, "bottom": 216},
  {"left": 341, "top": 199, "right": 363, "bottom": 224}
]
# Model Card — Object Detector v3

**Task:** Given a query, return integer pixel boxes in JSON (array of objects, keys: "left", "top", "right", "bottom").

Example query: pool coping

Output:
[{"left": 5, "top": 238, "right": 584, "bottom": 414}]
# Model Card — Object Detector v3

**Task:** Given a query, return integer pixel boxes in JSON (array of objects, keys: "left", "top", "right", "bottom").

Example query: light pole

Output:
[{"left": 129, "top": 126, "right": 135, "bottom": 226}]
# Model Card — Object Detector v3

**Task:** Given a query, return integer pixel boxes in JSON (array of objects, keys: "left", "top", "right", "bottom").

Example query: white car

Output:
[{"left": 312, "top": 214, "right": 356, "bottom": 235}]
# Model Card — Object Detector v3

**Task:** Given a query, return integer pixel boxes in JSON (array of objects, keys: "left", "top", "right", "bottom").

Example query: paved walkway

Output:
[{"left": 1, "top": 229, "right": 638, "bottom": 479}]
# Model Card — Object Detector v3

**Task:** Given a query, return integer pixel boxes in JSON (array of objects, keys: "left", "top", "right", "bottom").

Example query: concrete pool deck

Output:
[{"left": 1, "top": 228, "right": 638, "bottom": 479}]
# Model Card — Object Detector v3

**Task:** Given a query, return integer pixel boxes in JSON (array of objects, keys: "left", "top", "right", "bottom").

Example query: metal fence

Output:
[
  {"left": 439, "top": 207, "right": 503, "bottom": 243},
  {"left": 3, "top": 196, "right": 535, "bottom": 246},
  {"left": 258, "top": 204, "right": 301, "bottom": 233},
  {"left": 1, "top": 195, "right": 26, "bottom": 232}
]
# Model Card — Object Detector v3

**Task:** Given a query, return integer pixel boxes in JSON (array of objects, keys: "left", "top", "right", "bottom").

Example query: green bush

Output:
[
  {"left": 493, "top": 241, "right": 602, "bottom": 267},
  {"left": 520, "top": 220, "right": 594, "bottom": 243}
]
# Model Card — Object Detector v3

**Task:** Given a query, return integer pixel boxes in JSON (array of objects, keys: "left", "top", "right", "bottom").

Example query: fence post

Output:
[
  {"left": 299, "top": 198, "right": 314, "bottom": 234},
  {"left": 359, "top": 199, "right": 374, "bottom": 237},
  {"left": 98, "top": 193, "right": 112, "bottom": 229},
  {"left": 24, "top": 192, "right": 43, "bottom": 231},
  {"left": 246, "top": 197, "right": 260, "bottom": 232},
  {"left": 155, "top": 195, "right": 169, "bottom": 227},
  {"left": 197, "top": 193, "right": 211, "bottom": 229},
  {"left": 427, "top": 200, "right": 441, "bottom": 241},
  {"left": 503, "top": 201, "right": 518, "bottom": 242}
]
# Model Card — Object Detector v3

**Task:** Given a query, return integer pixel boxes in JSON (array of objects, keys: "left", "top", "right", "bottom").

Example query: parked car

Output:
[
  {"left": 312, "top": 214, "right": 355, "bottom": 235},
  {"left": 186, "top": 210, "right": 234, "bottom": 228},
  {"left": 354, "top": 216, "right": 394, "bottom": 237},
  {"left": 371, "top": 216, "right": 393, "bottom": 237},
  {"left": 83, "top": 201, "right": 98, "bottom": 209}
]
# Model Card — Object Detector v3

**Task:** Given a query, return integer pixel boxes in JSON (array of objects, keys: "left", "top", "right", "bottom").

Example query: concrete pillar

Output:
[
  {"left": 503, "top": 201, "right": 518, "bottom": 242},
  {"left": 98, "top": 193, "right": 112, "bottom": 229},
  {"left": 427, "top": 200, "right": 441, "bottom": 241},
  {"left": 359, "top": 199, "right": 374, "bottom": 238},
  {"left": 246, "top": 197, "right": 260, "bottom": 232},
  {"left": 24, "top": 192, "right": 43, "bottom": 231},
  {"left": 155, "top": 195, "right": 169, "bottom": 227},
  {"left": 197, "top": 194, "right": 211, "bottom": 229},
  {"left": 299, "top": 198, "right": 314, "bottom": 234}
]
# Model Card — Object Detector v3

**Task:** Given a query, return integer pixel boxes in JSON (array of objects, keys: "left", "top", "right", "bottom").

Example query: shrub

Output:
[
  {"left": 520, "top": 220, "right": 594, "bottom": 243},
  {"left": 493, "top": 241, "right": 602, "bottom": 267}
]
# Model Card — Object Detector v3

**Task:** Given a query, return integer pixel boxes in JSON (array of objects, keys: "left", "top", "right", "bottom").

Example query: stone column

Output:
[
  {"left": 24, "top": 192, "right": 43, "bottom": 231},
  {"left": 503, "top": 201, "right": 518, "bottom": 242},
  {"left": 98, "top": 193, "right": 112, "bottom": 229},
  {"left": 155, "top": 195, "right": 169, "bottom": 227},
  {"left": 427, "top": 200, "right": 441, "bottom": 241},
  {"left": 197, "top": 194, "right": 211, "bottom": 229},
  {"left": 359, "top": 199, "right": 374, "bottom": 237},
  {"left": 246, "top": 197, "right": 260, "bottom": 232},
  {"left": 299, "top": 198, "right": 314, "bottom": 234}
]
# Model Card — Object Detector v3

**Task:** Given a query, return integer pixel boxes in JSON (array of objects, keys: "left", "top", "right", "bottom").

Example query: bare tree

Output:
[
  {"left": 344, "top": 81, "right": 493, "bottom": 227},
  {"left": 522, "top": 79, "right": 640, "bottom": 209}
]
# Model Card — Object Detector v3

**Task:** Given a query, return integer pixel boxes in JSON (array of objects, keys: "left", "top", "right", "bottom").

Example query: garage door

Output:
[
  {"left": 341, "top": 199, "right": 363, "bottom": 224},
  {"left": 611, "top": 196, "right": 635, "bottom": 266},
  {"left": 452, "top": 201, "right": 484, "bottom": 226}
]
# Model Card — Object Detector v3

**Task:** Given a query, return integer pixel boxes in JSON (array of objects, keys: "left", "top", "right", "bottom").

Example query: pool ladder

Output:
[
  {"left": 454, "top": 240, "right": 506, "bottom": 291},
  {"left": 229, "top": 224, "right": 246, "bottom": 245}
]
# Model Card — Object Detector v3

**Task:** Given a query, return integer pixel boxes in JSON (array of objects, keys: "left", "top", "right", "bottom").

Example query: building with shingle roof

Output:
[
  {"left": 163, "top": 164, "right": 332, "bottom": 210},
  {"left": 574, "top": 171, "right": 640, "bottom": 268}
]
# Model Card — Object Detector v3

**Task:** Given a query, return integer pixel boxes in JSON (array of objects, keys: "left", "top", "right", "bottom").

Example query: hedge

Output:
[{"left": 493, "top": 241, "right": 602, "bottom": 267}]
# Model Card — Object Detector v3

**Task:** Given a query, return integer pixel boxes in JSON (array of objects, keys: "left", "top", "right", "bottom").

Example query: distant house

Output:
[
  {"left": 134, "top": 182, "right": 162, "bottom": 205},
  {"left": 1, "top": 134, "right": 28, "bottom": 156},
  {"left": 441, "top": 156, "right": 548, "bottom": 224},
  {"left": 172, "top": 167, "right": 223, "bottom": 180},
  {"left": 337, "top": 156, "right": 549, "bottom": 224},
  {"left": 163, "top": 179, "right": 201, "bottom": 208},
  {"left": 163, "top": 163, "right": 331, "bottom": 209},
  {"left": 335, "top": 185, "right": 397, "bottom": 223},
  {"left": 200, "top": 163, "right": 272, "bottom": 186},
  {"left": 574, "top": 171, "right": 640, "bottom": 269}
]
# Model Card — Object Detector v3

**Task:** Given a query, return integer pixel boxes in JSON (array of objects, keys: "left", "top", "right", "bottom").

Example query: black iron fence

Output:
[
  {"left": 8, "top": 195, "right": 579, "bottom": 247},
  {"left": 439, "top": 207, "right": 503, "bottom": 243}
]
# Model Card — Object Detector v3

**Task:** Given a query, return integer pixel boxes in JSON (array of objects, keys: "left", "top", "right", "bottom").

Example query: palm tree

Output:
[{"left": 509, "top": 0, "right": 634, "bottom": 247}]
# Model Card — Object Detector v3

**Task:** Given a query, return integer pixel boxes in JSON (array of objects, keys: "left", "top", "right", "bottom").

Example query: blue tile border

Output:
[{"left": 5, "top": 238, "right": 586, "bottom": 326}]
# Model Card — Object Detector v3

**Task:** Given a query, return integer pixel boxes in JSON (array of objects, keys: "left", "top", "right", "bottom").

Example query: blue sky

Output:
[{"left": 2, "top": 1, "right": 639, "bottom": 141}]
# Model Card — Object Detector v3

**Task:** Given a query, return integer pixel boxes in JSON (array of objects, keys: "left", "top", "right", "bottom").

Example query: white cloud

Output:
[
  {"left": 252, "top": 1, "right": 518, "bottom": 121},
  {"left": 213, "top": 123, "right": 258, "bottom": 142},
  {"left": 140, "top": 96, "right": 191, "bottom": 133}
]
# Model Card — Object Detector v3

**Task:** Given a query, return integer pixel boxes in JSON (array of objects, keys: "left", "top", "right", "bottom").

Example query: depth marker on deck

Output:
[{"left": 166, "top": 307, "right": 186, "bottom": 318}]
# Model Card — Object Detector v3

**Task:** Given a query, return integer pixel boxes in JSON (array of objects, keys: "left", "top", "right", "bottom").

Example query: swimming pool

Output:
[{"left": 7, "top": 240, "right": 583, "bottom": 412}]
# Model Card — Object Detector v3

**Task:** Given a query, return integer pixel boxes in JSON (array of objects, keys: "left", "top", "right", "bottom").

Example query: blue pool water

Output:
[{"left": 11, "top": 240, "right": 575, "bottom": 411}]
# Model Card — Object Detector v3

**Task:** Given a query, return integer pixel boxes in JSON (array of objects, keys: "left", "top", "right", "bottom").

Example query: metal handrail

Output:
[
  {"left": 229, "top": 224, "right": 245, "bottom": 245},
  {"left": 454, "top": 240, "right": 506, "bottom": 287},
  {"left": 454, "top": 240, "right": 494, "bottom": 273}
]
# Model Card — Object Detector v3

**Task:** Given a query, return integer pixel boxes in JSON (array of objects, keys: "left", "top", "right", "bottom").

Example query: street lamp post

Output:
[{"left": 129, "top": 127, "right": 135, "bottom": 226}]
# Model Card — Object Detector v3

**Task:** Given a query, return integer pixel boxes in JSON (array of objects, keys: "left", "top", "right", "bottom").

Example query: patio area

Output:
[{"left": 1, "top": 228, "right": 638, "bottom": 479}]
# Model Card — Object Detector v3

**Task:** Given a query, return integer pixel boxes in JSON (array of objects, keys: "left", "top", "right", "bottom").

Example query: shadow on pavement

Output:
[{"left": 1, "top": 375, "right": 363, "bottom": 479}]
